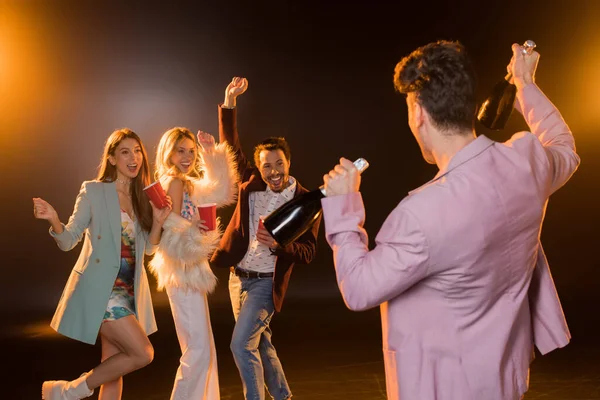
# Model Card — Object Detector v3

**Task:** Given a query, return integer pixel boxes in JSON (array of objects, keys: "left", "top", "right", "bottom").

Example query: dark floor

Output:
[{"left": 2, "top": 294, "right": 599, "bottom": 399}]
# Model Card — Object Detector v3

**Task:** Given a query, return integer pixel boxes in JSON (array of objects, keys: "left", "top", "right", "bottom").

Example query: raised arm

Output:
[
  {"left": 33, "top": 182, "right": 92, "bottom": 252},
  {"left": 219, "top": 77, "right": 252, "bottom": 179},
  {"left": 321, "top": 159, "right": 430, "bottom": 311},
  {"left": 510, "top": 43, "right": 580, "bottom": 194},
  {"left": 323, "top": 193, "right": 429, "bottom": 311},
  {"left": 196, "top": 130, "right": 238, "bottom": 207}
]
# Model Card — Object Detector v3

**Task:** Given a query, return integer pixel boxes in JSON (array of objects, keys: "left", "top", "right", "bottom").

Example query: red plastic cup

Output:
[
  {"left": 198, "top": 203, "right": 217, "bottom": 231},
  {"left": 143, "top": 181, "right": 169, "bottom": 208}
]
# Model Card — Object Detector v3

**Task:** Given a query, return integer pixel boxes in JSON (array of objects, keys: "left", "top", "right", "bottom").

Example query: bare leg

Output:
[
  {"left": 98, "top": 334, "right": 123, "bottom": 400},
  {"left": 85, "top": 315, "right": 154, "bottom": 391}
]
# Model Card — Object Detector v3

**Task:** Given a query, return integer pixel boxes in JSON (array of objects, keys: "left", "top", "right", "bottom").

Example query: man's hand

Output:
[
  {"left": 323, "top": 157, "right": 361, "bottom": 197},
  {"left": 223, "top": 77, "right": 249, "bottom": 108},
  {"left": 257, "top": 224, "right": 278, "bottom": 249},
  {"left": 507, "top": 43, "right": 539, "bottom": 90}
]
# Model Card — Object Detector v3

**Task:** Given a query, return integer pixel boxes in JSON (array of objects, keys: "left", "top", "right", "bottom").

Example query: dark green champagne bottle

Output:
[
  {"left": 477, "top": 40, "right": 536, "bottom": 130},
  {"left": 262, "top": 158, "right": 369, "bottom": 248}
]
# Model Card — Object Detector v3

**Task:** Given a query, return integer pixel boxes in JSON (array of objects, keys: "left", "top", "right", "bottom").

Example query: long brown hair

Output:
[{"left": 96, "top": 128, "right": 153, "bottom": 232}]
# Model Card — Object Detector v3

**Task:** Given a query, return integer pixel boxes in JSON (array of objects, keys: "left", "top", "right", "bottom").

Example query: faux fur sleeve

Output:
[
  {"left": 148, "top": 212, "right": 220, "bottom": 293},
  {"left": 194, "top": 142, "right": 239, "bottom": 208}
]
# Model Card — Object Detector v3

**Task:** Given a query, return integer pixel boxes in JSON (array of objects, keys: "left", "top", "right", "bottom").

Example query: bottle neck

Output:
[{"left": 316, "top": 158, "right": 369, "bottom": 197}]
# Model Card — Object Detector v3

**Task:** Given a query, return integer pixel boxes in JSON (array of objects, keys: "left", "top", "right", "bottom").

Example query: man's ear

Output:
[{"left": 413, "top": 101, "right": 425, "bottom": 128}]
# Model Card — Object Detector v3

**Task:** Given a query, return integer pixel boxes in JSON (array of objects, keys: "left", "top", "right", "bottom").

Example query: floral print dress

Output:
[
  {"left": 103, "top": 210, "right": 137, "bottom": 321},
  {"left": 181, "top": 190, "right": 197, "bottom": 222}
]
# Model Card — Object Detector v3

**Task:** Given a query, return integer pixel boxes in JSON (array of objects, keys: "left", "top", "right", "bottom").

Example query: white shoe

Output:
[{"left": 42, "top": 373, "right": 93, "bottom": 400}]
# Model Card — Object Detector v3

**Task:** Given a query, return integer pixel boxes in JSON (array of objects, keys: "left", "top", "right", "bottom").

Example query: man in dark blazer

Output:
[{"left": 211, "top": 77, "right": 321, "bottom": 400}]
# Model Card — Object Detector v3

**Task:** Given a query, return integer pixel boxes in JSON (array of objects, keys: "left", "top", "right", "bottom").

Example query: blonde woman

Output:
[
  {"left": 34, "top": 128, "right": 171, "bottom": 400},
  {"left": 150, "top": 127, "right": 238, "bottom": 399}
]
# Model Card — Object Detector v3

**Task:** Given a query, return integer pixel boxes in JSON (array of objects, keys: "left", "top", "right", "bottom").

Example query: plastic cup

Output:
[
  {"left": 198, "top": 203, "right": 217, "bottom": 231},
  {"left": 143, "top": 181, "right": 168, "bottom": 208}
]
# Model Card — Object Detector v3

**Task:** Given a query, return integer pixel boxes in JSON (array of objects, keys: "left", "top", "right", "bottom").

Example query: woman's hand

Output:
[
  {"left": 196, "top": 219, "right": 209, "bottom": 235},
  {"left": 33, "top": 197, "right": 64, "bottom": 234},
  {"left": 33, "top": 197, "right": 59, "bottom": 222},
  {"left": 150, "top": 195, "right": 172, "bottom": 227},
  {"left": 197, "top": 131, "right": 216, "bottom": 154}
]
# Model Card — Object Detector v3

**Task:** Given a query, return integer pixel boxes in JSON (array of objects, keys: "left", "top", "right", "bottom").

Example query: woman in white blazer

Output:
[{"left": 33, "top": 128, "right": 171, "bottom": 400}]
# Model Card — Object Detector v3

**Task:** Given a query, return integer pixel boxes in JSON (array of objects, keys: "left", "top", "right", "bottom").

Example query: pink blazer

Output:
[{"left": 322, "top": 83, "right": 580, "bottom": 400}]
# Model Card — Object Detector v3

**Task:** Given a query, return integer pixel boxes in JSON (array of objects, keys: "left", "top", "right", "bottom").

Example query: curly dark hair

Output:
[
  {"left": 253, "top": 137, "right": 291, "bottom": 166},
  {"left": 393, "top": 40, "right": 477, "bottom": 133}
]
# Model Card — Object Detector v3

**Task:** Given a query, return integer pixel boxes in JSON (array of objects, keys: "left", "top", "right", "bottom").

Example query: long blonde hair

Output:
[
  {"left": 97, "top": 128, "right": 153, "bottom": 232},
  {"left": 155, "top": 127, "right": 202, "bottom": 194}
]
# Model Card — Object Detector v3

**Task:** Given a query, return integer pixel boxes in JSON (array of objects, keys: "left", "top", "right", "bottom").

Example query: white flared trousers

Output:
[{"left": 166, "top": 285, "right": 220, "bottom": 400}]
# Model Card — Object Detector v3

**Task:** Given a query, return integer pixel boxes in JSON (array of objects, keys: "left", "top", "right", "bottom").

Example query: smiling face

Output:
[
  {"left": 169, "top": 137, "right": 197, "bottom": 175},
  {"left": 108, "top": 138, "right": 143, "bottom": 180},
  {"left": 258, "top": 148, "right": 290, "bottom": 192}
]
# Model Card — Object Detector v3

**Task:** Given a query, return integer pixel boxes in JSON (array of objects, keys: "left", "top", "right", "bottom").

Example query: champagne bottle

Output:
[
  {"left": 262, "top": 158, "right": 369, "bottom": 248},
  {"left": 477, "top": 40, "right": 536, "bottom": 130}
]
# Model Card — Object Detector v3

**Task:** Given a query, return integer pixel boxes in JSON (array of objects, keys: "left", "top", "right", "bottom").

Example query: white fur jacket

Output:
[{"left": 149, "top": 143, "right": 238, "bottom": 294}]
